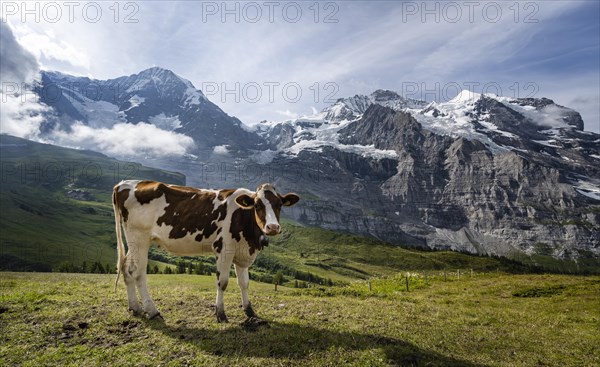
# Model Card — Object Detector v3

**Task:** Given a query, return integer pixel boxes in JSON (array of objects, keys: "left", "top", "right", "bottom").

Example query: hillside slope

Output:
[
  {"left": 0, "top": 134, "right": 185, "bottom": 270},
  {"left": 262, "top": 220, "right": 599, "bottom": 278}
]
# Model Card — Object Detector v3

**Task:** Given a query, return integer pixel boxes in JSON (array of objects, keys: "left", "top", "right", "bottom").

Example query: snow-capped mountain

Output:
[
  {"left": 29, "top": 67, "right": 600, "bottom": 264},
  {"left": 37, "top": 67, "right": 263, "bottom": 154},
  {"left": 256, "top": 89, "right": 598, "bottom": 180},
  {"left": 320, "top": 89, "right": 428, "bottom": 123},
  {"left": 251, "top": 88, "right": 599, "bottom": 261}
]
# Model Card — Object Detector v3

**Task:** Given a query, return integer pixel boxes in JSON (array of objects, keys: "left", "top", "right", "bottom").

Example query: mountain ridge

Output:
[
  {"left": 37, "top": 67, "right": 263, "bottom": 154},
  {"left": 25, "top": 67, "right": 600, "bottom": 265}
]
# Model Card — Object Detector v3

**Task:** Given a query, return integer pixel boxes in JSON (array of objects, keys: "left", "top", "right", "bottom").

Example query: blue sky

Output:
[{"left": 4, "top": 0, "right": 599, "bottom": 132}]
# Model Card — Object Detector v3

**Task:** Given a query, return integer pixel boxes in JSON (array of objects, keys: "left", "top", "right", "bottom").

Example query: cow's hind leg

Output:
[
  {"left": 215, "top": 253, "right": 233, "bottom": 323},
  {"left": 234, "top": 264, "right": 257, "bottom": 318},
  {"left": 122, "top": 248, "right": 143, "bottom": 315},
  {"left": 123, "top": 232, "right": 160, "bottom": 319}
]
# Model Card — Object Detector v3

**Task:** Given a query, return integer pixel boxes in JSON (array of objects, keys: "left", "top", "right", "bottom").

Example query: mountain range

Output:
[{"left": 26, "top": 67, "right": 600, "bottom": 265}]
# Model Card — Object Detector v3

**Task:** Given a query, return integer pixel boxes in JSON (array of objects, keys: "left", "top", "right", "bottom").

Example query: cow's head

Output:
[{"left": 235, "top": 183, "right": 300, "bottom": 235}]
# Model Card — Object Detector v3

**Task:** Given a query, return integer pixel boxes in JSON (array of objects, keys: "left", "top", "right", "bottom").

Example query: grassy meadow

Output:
[{"left": 1, "top": 272, "right": 598, "bottom": 367}]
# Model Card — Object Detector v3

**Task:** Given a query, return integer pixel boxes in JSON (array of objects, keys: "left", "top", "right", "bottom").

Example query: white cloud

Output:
[
  {"left": 276, "top": 109, "right": 299, "bottom": 119},
  {"left": 525, "top": 105, "right": 573, "bottom": 129},
  {"left": 46, "top": 122, "right": 195, "bottom": 158},
  {"left": 0, "top": 23, "right": 194, "bottom": 157},
  {"left": 0, "top": 21, "right": 49, "bottom": 139},
  {"left": 212, "top": 145, "right": 229, "bottom": 155},
  {"left": 14, "top": 27, "right": 90, "bottom": 71},
  {"left": 0, "top": 22, "right": 39, "bottom": 83},
  {"left": 0, "top": 94, "right": 49, "bottom": 138}
]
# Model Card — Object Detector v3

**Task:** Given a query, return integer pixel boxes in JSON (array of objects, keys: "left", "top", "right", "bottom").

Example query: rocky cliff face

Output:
[
  {"left": 30, "top": 67, "right": 600, "bottom": 263},
  {"left": 255, "top": 91, "right": 600, "bottom": 261}
]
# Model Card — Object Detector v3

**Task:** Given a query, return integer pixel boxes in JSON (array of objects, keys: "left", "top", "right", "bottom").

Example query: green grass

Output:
[
  {"left": 0, "top": 272, "right": 598, "bottom": 366},
  {"left": 259, "top": 220, "right": 546, "bottom": 284}
]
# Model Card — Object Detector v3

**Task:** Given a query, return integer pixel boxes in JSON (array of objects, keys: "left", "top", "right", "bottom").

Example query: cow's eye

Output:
[{"left": 254, "top": 202, "right": 264, "bottom": 210}]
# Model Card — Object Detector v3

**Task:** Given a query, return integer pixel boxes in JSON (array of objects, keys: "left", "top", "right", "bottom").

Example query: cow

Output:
[{"left": 112, "top": 180, "right": 300, "bottom": 322}]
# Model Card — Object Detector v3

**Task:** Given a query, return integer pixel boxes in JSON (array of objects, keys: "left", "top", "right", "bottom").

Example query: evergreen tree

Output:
[
  {"left": 177, "top": 260, "right": 186, "bottom": 274},
  {"left": 56, "top": 262, "right": 73, "bottom": 273}
]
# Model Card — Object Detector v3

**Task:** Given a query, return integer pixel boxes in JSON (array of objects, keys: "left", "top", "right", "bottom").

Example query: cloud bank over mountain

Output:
[{"left": 0, "top": 22, "right": 194, "bottom": 158}]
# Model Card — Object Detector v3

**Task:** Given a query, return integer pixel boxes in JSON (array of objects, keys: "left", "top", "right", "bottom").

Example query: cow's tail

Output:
[{"left": 112, "top": 185, "right": 126, "bottom": 293}]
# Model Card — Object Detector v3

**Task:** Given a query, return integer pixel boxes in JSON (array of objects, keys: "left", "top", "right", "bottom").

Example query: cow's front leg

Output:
[
  {"left": 234, "top": 264, "right": 257, "bottom": 318},
  {"left": 215, "top": 253, "right": 232, "bottom": 323},
  {"left": 137, "top": 272, "right": 160, "bottom": 319}
]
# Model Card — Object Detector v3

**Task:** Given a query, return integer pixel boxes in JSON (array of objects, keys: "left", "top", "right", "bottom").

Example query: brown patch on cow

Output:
[
  {"left": 152, "top": 184, "right": 228, "bottom": 240},
  {"left": 213, "top": 237, "right": 223, "bottom": 253},
  {"left": 218, "top": 189, "right": 236, "bottom": 201},
  {"left": 253, "top": 197, "right": 267, "bottom": 231},
  {"left": 113, "top": 187, "right": 131, "bottom": 222},
  {"left": 134, "top": 181, "right": 165, "bottom": 204},
  {"left": 230, "top": 208, "right": 265, "bottom": 255}
]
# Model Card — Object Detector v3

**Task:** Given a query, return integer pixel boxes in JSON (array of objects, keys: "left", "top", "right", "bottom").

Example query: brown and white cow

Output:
[{"left": 112, "top": 180, "right": 299, "bottom": 322}]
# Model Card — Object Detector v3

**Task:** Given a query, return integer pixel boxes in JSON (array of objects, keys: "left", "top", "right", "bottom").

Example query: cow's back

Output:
[{"left": 113, "top": 180, "right": 228, "bottom": 256}]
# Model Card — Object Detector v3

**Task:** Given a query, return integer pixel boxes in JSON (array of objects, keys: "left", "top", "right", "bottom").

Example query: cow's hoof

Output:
[
  {"left": 149, "top": 312, "right": 164, "bottom": 321},
  {"left": 216, "top": 310, "right": 228, "bottom": 323},
  {"left": 128, "top": 308, "right": 143, "bottom": 317},
  {"left": 244, "top": 304, "right": 257, "bottom": 318}
]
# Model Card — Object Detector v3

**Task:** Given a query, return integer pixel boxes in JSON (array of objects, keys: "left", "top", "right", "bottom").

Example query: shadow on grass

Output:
[{"left": 144, "top": 318, "right": 486, "bottom": 366}]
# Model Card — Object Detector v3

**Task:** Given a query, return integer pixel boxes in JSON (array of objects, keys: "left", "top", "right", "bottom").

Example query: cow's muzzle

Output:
[{"left": 264, "top": 223, "right": 281, "bottom": 236}]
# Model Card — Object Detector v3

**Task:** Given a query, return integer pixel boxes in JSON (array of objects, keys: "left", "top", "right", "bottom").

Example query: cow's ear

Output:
[
  {"left": 281, "top": 193, "right": 300, "bottom": 207},
  {"left": 235, "top": 194, "right": 255, "bottom": 209}
]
